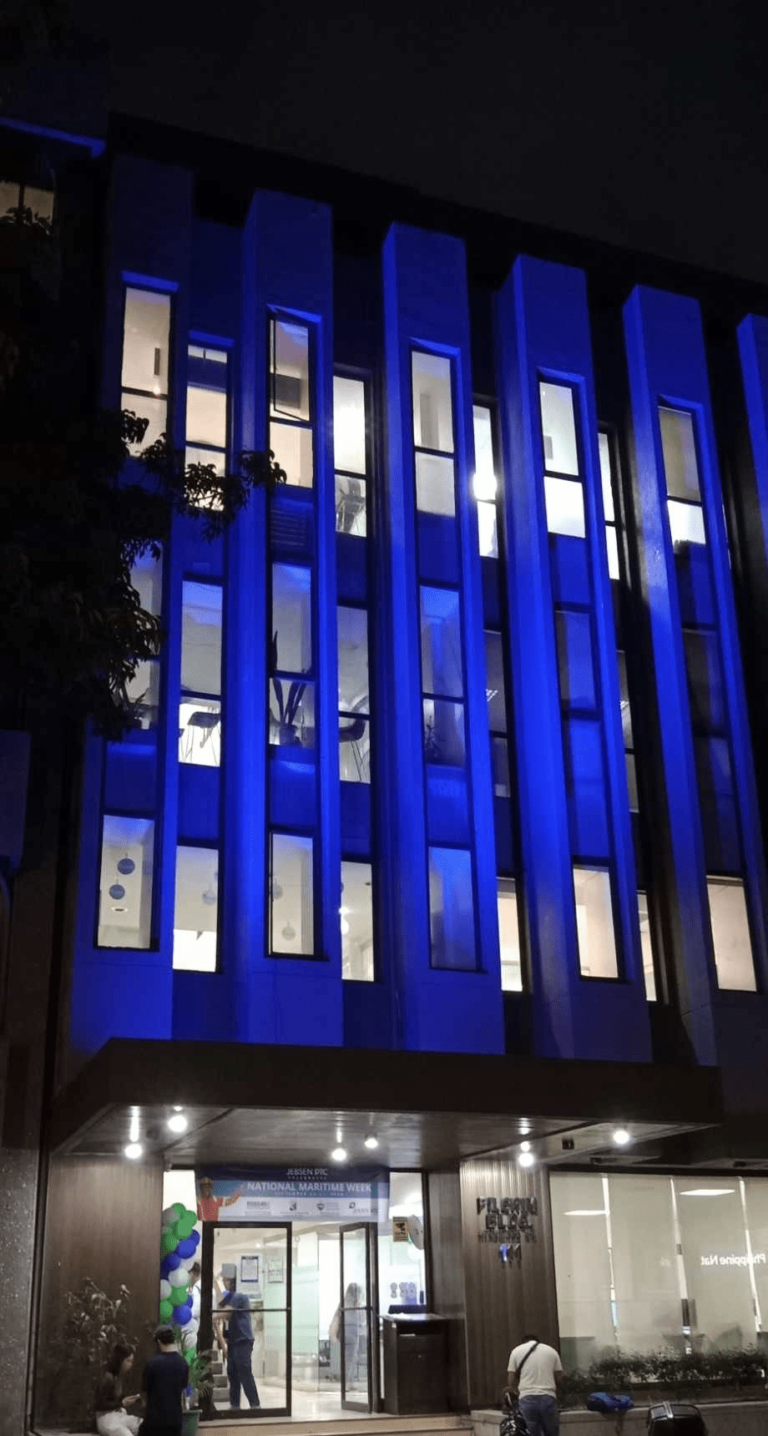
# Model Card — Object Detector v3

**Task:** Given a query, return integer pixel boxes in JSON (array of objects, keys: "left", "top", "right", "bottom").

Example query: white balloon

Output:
[
  {"left": 160, "top": 1280, "right": 171, "bottom": 1300},
  {"left": 162, "top": 1206, "right": 177, "bottom": 1225},
  {"left": 169, "top": 1268, "right": 189, "bottom": 1289},
  {"left": 179, "top": 1317, "right": 198, "bottom": 1336},
  {"left": 178, "top": 1254, "right": 196, "bottom": 1271}
]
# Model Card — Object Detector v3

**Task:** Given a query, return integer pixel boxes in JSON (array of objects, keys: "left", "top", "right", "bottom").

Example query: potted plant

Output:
[{"left": 177, "top": 1343, "right": 215, "bottom": 1436}]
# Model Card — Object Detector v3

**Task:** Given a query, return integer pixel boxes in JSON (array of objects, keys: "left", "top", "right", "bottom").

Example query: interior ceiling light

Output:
[
  {"left": 109, "top": 884, "right": 126, "bottom": 901},
  {"left": 612, "top": 1127, "right": 631, "bottom": 1146},
  {"left": 167, "top": 1113, "right": 188, "bottom": 1134},
  {"left": 331, "top": 1146, "right": 347, "bottom": 1162},
  {"left": 364, "top": 1135, "right": 379, "bottom": 1150},
  {"left": 282, "top": 922, "right": 296, "bottom": 941},
  {"left": 117, "top": 856, "right": 136, "bottom": 876},
  {"left": 679, "top": 1188, "right": 736, "bottom": 1198},
  {"left": 518, "top": 1151, "right": 535, "bottom": 1168},
  {"left": 173, "top": 1105, "right": 184, "bottom": 1112},
  {"left": 520, "top": 1140, "right": 531, "bottom": 1153},
  {"left": 124, "top": 1142, "right": 143, "bottom": 1160},
  {"left": 564, "top": 1209, "right": 608, "bottom": 1217}
]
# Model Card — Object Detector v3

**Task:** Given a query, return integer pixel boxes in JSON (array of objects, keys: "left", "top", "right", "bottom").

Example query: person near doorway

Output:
[
  {"left": 218, "top": 1289, "right": 261, "bottom": 1410},
  {"left": 188, "top": 1263, "right": 201, "bottom": 1323},
  {"left": 507, "top": 1334, "right": 563, "bottom": 1436},
  {"left": 141, "top": 1325, "right": 189, "bottom": 1436},
  {"left": 330, "top": 1282, "right": 366, "bottom": 1387},
  {"left": 95, "top": 1344, "right": 142, "bottom": 1436}
]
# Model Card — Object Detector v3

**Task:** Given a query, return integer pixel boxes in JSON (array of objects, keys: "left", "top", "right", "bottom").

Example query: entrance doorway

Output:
[{"left": 202, "top": 1219, "right": 379, "bottom": 1419}]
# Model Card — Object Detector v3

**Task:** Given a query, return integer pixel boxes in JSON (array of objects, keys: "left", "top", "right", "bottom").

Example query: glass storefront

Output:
[{"left": 551, "top": 1172, "right": 768, "bottom": 1367}]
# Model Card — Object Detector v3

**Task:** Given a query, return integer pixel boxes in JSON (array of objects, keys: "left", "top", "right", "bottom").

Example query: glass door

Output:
[
  {"left": 340, "top": 1223, "right": 377, "bottom": 1412},
  {"left": 204, "top": 1223, "right": 292, "bottom": 1417}
]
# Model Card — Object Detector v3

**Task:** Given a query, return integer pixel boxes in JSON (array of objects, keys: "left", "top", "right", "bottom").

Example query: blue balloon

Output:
[
  {"left": 176, "top": 1237, "right": 196, "bottom": 1259},
  {"left": 175, "top": 1304, "right": 192, "bottom": 1326},
  {"left": 190, "top": 1228, "right": 200, "bottom": 1249},
  {"left": 166, "top": 1252, "right": 181, "bottom": 1271}
]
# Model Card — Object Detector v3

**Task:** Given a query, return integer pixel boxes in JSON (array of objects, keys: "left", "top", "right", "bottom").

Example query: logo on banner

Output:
[
  {"left": 477, "top": 1195, "right": 538, "bottom": 1264},
  {"left": 195, "top": 1166, "right": 390, "bottom": 1222}
]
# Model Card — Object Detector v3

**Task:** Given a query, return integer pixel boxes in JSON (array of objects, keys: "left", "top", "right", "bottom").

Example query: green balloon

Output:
[
  {"left": 170, "top": 1284, "right": 188, "bottom": 1306},
  {"left": 172, "top": 1203, "right": 185, "bottom": 1220},
  {"left": 160, "top": 1231, "right": 175, "bottom": 1256},
  {"left": 159, "top": 1299, "right": 173, "bottom": 1322},
  {"left": 177, "top": 1214, "right": 195, "bottom": 1239}
]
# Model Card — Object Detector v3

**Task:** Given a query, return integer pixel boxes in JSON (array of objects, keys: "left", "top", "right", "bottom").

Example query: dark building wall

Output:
[{"left": 427, "top": 1168, "right": 469, "bottom": 1411}]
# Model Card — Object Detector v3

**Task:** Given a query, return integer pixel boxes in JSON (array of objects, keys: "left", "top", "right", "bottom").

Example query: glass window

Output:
[
  {"left": 428, "top": 846, "right": 477, "bottom": 970},
  {"left": 675, "top": 1178, "right": 755, "bottom": 1349},
  {"left": 683, "top": 628, "right": 725, "bottom": 732},
  {"left": 484, "top": 631, "right": 507, "bottom": 732},
  {"left": 131, "top": 550, "right": 163, "bottom": 618},
  {"left": 420, "top": 587, "right": 463, "bottom": 698},
  {"left": 339, "top": 717, "right": 370, "bottom": 782},
  {"left": 186, "top": 444, "right": 226, "bottom": 478},
  {"left": 668, "top": 498, "right": 706, "bottom": 547},
  {"left": 478, "top": 501, "right": 498, "bottom": 558},
  {"left": 412, "top": 352, "right": 454, "bottom": 453},
  {"left": 272, "top": 564, "right": 312, "bottom": 674},
  {"left": 707, "top": 877, "right": 756, "bottom": 992},
  {"left": 492, "top": 735, "right": 511, "bottom": 797},
  {"left": 556, "top": 609, "right": 596, "bottom": 711},
  {"left": 659, "top": 406, "right": 701, "bottom": 503},
  {"left": 98, "top": 816, "right": 155, "bottom": 948},
  {"left": 181, "top": 582, "right": 222, "bottom": 697},
  {"left": 379, "top": 1173, "right": 427, "bottom": 1321},
  {"left": 423, "top": 698, "right": 466, "bottom": 766},
  {"left": 598, "top": 432, "right": 615, "bottom": 523},
  {"left": 336, "top": 474, "right": 367, "bottom": 536},
  {"left": 126, "top": 659, "right": 161, "bottom": 730},
  {"left": 271, "top": 318, "right": 310, "bottom": 422},
  {"left": 270, "top": 678, "right": 315, "bottom": 749},
  {"left": 473, "top": 405, "right": 497, "bottom": 502},
  {"left": 540, "top": 381, "right": 579, "bottom": 476},
  {"left": 544, "top": 476, "right": 586, "bottom": 538},
  {"left": 334, "top": 376, "right": 366, "bottom": 474},
  {"left": 173, "top": 845, "right": 218, "bottom": 971},
  {"left": 415, "top": 451, "right": 455, "bottom": 516},
  {"left": 637, "top": 892, "right": 657, "bottom": 1001},
  {"left": 573, "top": 865, "right": 618, "bottom": 978},
  {"left": 121, "top": 288, "right": 171, "bottom": 450},
  {"left": 341, "top": 860, "right": 374, "bottom": 981},
  {"left": 270, "top": 420, "right": 313, "bottom": 489},
  {"left": 337, "top": 607, "right": 369, "bottom": 715},
  {"left": 271, "top": 832, "right": 314, "bottom": 955},
  {"left": 186, "top": 344, "right": 228, "bottom": 486},
  {"left": 617, "top": 652, "right": 634, "bottom": 749},
  {"left": 498, "top": 878, "right": 523, "bottom": 991}
]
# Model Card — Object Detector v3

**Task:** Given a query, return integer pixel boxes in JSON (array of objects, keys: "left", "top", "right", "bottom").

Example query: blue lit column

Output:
[
  {"left": 495, "top": 255, "right": 651, "bottom": 1060},
  {"left": 624, "top": 286, "right": 768, "bottom": 1061},
  {"left": 381, "top": 223, "right": 504, "bottom": 1053}
]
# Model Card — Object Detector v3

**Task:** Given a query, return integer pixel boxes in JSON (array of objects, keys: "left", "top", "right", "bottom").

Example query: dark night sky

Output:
[{"left": 68, "top": 0, "right": 768, "bottom": 285}]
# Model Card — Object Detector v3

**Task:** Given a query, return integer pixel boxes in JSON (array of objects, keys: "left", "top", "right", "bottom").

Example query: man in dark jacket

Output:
[
  {"left": 218, "top": 1291, "right": 260, "bottom": 1409},
  {"left": 142, "top": 1326, "right": 189, "bottom": 1436}
]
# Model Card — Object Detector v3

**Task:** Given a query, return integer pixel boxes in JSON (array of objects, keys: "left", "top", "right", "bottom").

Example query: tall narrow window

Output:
[
  {"left": 98, "top": 816, "right": 155, "bottom": 949},
  {"left": 420, "top": 586, "right": 465, "bottom": 765},
  {"left": 498, "top": 878, "right": 523, "bottom": 991},
  {"left": 573, "top": 865, "right": 618, "bottom": 978},
  {"left": 334, "top": 376, "right": 368, "bottom": 535},
  {"left": 179, "top": 582, "right": 222, "bottom": 767},
  {"left": 270, "top": 317, "right": 312, "bottom": 488},
  {"left": 412, "top": 352, "right": 456, "bottom": 515},
  {"left": 338, "top": 605, "right": 370, "bottom": 782},
  {"left": 270, "top": 563, "right": 314, "bottom": 748},
  {"left": 659, "top": 406, "right": 706, "bottom": 547},
  {"left": 173, "top": 844, "right": 218, "bottom": 971},
  {"left": 637, "top": 893, "right": 657, "bottom": 1001},
  {"left": 0, "top": 179, "right": 54, "bottom": 225},
  {"left": 341, "top": 859, "right": 374, "bottom": 980},
  {"left": 428, "top": 846, "right": 477, "bottom": 970},
  {"left": 707, "top": 877, "right": 756, "bottom": 992},
  {"left": 186, "top": 343, "right": 228, "bottom": 480},
  {"left": 598, "top": 431, "right": 620, "bottom": 580},
  {"left": 616, "top": 651, "right": 638, "bottom": 812},
  {"left": 473, "top": 404, "right": 498, "bottom": 557},
  {"left": 121, "top": 287, "right": 171, "bottom": 451},
  {"left": 540, "top": 381, "right": 585, "bottom": 537},
  {"left": 126, "top": 550, "right": 163, "bottom": 729},
  {"left": 271, "top": 832, "right": 314, "bottom": 955},
  {"left": 485, "top": 630, "right": 509, "bottom": 797}
]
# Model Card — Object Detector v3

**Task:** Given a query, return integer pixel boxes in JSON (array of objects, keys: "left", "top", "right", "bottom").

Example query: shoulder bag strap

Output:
[{"left": 516, "top": 1340, "right": 540, "bottom": 1381}]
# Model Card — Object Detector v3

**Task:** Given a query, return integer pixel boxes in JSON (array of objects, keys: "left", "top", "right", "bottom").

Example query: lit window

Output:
[
  {"left": 707, "top": 877, "right": 756, "bottom": 991},
  {"left": 428, "top": 846, "right": 477, "bottom": 970},
  {"left": 0, "top": 179, "right": 54, "bottom": 225},
  {"left": 179, "top": 582, "right": 222, "bottom": 766},
  {"left": 98, "top": 816, "right": 155, "bottom": 948},
  {"left": 334, "top": 376, "right": 368, "bottom": 536},
  {"left": 173, "top": 845, "right": 218, "bottom": 971},
  {"left": 271, "top": 832, "right": 314, "bottom": 955},
  {"left": 637, "top": 892, "right": 657, "bottom": 1001},
  {"left": 269, "top": 317, "right": 313, "bottom": 486},
  {"left": 544, "top": 475, "right": 586, "bottom": 538},
  {"left": 121, "top": 288, "right": 171, "bottom": 451},
  {"left": 540, "top": 382, "right": 579, "bottom": 476},
  {"left": 415, "top": 451, "right": 455, "bottom": 516},
  {"left": 573, "top": 865, "right": 618, "bottom": 978},
  {"left": 341, "top": 860, "right": 374, "bottom": 981},
  {"left": 126, "top": 551, "right": 163, "bottom": 729},
  {"left": 186, "top": 344, "right": 228, "bottom": 494},
  {"left": 598, "top": 431, "right": 621, "bottom": 580},
  {"left": 474, "top": 404, "right": 499, "bottom": 556},
  {"left": 338, "top": 606, "right": 371, "bottom": 783},
  {"left": 498, "top": 878, "right": 523, "bottom": 991},
  {"left": 668, "top": 499, "right": 706, "bottom": 547},
  {"left": 659, "top": 407, "right": 701, "bottom": 503},
  {"left": 617, "top": 650, "right": 638, "bottom": 813},
  {"left": 271, "top": 564, "right": 314, "bottom": 749},
  {"left": 412, "top": 352, "right": 454, "bottom": 454}
]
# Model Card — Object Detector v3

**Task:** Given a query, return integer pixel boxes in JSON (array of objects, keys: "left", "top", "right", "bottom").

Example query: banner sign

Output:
[{"left": 195, "top": 1166, "right": 389, "bottom": 1222}]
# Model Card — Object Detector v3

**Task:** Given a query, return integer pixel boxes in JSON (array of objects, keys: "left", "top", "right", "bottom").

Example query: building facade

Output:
[{"left": 4, "top": 75, "right": 768, "bottom": 1436}]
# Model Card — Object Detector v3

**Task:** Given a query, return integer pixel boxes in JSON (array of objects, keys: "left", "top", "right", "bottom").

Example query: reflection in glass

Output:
[
  {"left": 540, "top": 381, "right": 579, "bottom": 475},
  {"left": 707, "top": 877, "right": 756, "bottom": 991},
  {"left": 428, "top": 846, "right": 477, "bottom": 970},
  {"left": 271, "top": 832, "right": 314, "bottom": 955},
  {"left": 498, "top": 878, "right": 523, "bottom": 991},
  {"left": 98, "top": 816, "right": 155, "bottom": 948},
  {"left": 173, "top": 844, "right": 218, "bottom": 971},
  {"left": 341, "top": 860, "right": 374, "bottom": 980},
  {"left": 545, "top": 475, "right": 586, "bottom": 538},
  {"left": 659, "top": 406, "right": 701, "bottom": 502},
  {"left": 573, "top": 865, "right": 618, "bottom": 978},
  {"left": 412, "top": 351, "right": 454, "bottom": 453}
]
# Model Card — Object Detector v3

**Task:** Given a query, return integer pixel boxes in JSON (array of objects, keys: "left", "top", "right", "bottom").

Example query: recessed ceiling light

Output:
[
  {"left": 331, "top": 1146, "right": 347, "bottom": 1162},
  {"left": 612, "top": 1127, "right": 631, "bottom": 1146},
  {"left": 518, "top": 1151, "right": 535, "bottom": 1168},
  {"left": 167, "top": 1113, "right": 188, "bottom": 1134},
  {"left": 520, "top": 1140, "right": 531, "bottom": 1153},
  {"left": 679, "top": 1188, "right": 736, "bottom": 1198},
  {"left": 564, "top": 1209, "right": 608, "bottom": 1217},
  {"left": 364, "top": 1135, "right": 379, "bottom": 1150},
  {"left": 172, "top": 1105, "right": 184, "bottom": 1112},
  {"left": 124, "top": 1142, "right": 143, "bottom": 1160}
]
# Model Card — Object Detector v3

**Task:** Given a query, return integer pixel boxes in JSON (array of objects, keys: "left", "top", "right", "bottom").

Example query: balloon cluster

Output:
[{"left": 159, "top": 1203, "right": 200, "bottom": 1348}]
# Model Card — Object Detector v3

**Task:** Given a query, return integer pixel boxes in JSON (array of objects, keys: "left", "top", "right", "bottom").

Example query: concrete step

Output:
[{"left": 205, "top": 1416, "right": 473, "bottom": 1436}]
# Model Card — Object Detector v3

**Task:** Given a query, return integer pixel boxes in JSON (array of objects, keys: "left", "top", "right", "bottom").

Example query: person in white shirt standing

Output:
[{"left": 507, "top": 1334, "right": 563, "bottom": 1436}]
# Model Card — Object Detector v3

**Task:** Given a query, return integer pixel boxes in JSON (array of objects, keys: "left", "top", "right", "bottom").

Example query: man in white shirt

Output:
[{"left": 507, "top": 1334, "right": 563, "bottom": 1436}]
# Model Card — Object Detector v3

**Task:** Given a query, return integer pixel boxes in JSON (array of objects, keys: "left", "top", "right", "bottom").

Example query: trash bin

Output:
[
  {"left": 647, "top": 1404, "right": 707, "bottom": 1436},
  {"left": 382, "top": 1314, "right": 449, "bottom": 1414}
]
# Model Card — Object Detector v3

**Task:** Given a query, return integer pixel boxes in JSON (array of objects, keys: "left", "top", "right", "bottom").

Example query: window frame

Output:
[
  {"left": 269, "top": 312, "right": 315, "bottom": 489},
  {"left": 333, "top": 369, "right": 372, "bottom": 538},
  {"left": 120, "top": 284, "right": 173, "bottom": 444},
  {"left": 426, "top": 840, "right": 481, "bottom": 973},
  {"left": 268, "top": 826, "right": 319, "bottom": 960},
  {"left": 172, "top": 839, "right": 221, "bottom": 973},
  {"left": 340, "top": 853, "right": 377, "bottom": 982},
  {"left": 411, "top": 346, "right": 458, "bottom": 518},
  {"left": 571, "top": 858, "right": 623, "bottom": 982}
]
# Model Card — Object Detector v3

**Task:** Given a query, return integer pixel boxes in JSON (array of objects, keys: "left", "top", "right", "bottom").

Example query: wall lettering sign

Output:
[{"left": 477, "top": 1196, "right": 538, "bottom": 1264}]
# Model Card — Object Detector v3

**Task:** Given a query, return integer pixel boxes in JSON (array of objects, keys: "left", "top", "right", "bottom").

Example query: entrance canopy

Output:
[{"left": 49, "top": 1038, "right": 720, "bottom": 1167}]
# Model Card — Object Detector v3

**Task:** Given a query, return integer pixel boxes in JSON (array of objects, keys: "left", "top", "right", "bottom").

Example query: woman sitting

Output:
[{"left": 94, "top": 1343, "right": 142, "bottom": 1436}]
